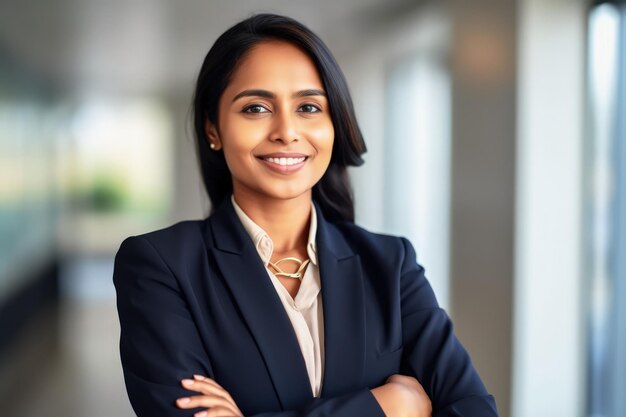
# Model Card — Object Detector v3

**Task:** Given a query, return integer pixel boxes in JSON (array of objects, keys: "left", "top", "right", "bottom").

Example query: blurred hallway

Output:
[{"left": 1, "top": 258, "right": 133, "bottom": 416}]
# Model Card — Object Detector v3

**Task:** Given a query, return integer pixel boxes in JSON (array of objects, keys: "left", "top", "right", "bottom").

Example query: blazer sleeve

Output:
[
  {"left": 397, "top": 237, "right": 499, "bottom": 417},
  {"left": 246, "top": 390, "right": 385, "bottom": 417},
  {"left": 114, "top": 235, "right": 387, "bottom": 417},
  {"left": 113, "top": 235, "right": 216, "bottom": 416}
]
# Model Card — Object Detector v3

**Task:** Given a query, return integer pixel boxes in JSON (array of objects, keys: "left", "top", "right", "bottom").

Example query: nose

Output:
[{"left": 268, "top": 108, "right": 299, "bottom": 144}]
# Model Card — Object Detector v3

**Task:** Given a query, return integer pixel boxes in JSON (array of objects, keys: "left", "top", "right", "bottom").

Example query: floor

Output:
[{"left": 0, "top": 257, "right": 135, "bottom": 417}]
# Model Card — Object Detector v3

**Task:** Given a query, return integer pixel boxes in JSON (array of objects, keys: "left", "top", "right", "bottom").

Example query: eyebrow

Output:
[{"left": 232, "top": 88, "right": 327, "bottom": 102}]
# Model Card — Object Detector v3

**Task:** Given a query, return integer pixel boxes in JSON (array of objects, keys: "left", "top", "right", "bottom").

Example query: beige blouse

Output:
[{"left": 230, "top": 195, "right": 325, "bottom": 397}]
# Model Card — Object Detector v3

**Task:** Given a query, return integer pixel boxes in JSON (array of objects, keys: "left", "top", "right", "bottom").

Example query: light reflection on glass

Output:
[
  {"left": 586, "top": 3, "right": 620, "bottom": 416},
  {"left": 384, "top": 52, "right": 451, "bottom": 310}
]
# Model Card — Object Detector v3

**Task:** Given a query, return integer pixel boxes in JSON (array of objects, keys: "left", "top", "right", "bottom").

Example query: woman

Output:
[{"left": 113, "top": 13, "right": 499, "bottom": 417}]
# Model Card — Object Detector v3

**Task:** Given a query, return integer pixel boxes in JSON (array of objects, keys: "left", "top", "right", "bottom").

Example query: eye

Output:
[
  {"left": 242, "top": 104, "right": 270, "bottom": 114},
  {"left": 299, "top": 104, "right": 321, "bottom": 113}
]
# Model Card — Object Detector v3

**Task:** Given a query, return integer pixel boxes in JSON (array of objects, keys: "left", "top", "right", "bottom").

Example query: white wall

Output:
[
  {"left": 339, "top": 2, "right": 452, "bottom": 310},
  {"left": 512, "top": 1, "right": 586, "bottom": 416}
]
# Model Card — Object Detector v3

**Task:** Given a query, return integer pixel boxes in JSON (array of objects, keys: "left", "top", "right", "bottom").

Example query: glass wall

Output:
[
  {"left": 57, "top": 96, "right": 173, "bottom": 255},
  {"left": 0, "top": 51, "right": 173, "bottom": 304},
  {"left": 0, "top": 53, "right": 62, "bottom": 303},
  {"left": 383, "top": 51, "right": 452, "bottom": 309},
  {"left": 586, "top": 1, "right": 626, "bottom": 416}
]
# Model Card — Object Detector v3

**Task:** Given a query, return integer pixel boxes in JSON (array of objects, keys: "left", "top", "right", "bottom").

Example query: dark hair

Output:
[{"left": 192, "top": 13, "right": 366, "bottom": 223}]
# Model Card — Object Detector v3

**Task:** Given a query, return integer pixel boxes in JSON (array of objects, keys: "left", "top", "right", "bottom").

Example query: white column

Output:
[{"left": 512, "top": 1, "right": 586, "bottom": 416}]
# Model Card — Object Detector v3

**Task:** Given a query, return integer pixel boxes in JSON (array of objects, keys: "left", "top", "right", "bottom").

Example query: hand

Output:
[
  {"left": 177, "top": 374, "right": 244, "bottom": 417},
  {"left": 371, "top": 374, "right": 432, "bottom": 417},
  {"left": 387, "top": 374, "right": 431, "bottom": 416}
]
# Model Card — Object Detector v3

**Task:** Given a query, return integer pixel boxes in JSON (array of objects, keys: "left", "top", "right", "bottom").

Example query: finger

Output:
[
  {"left": 195, "top": 376, "right": 235, "bottom": 400},
  {"left": 176, "top": 394, "right": 237, "bottom": 412},
  {"left": 180, "top": 377, "right": 242, "bottom": 415},
  {"left": 176, "top": 394, "right": 241, "bottom": 416},
  {"left": 183, "top": 378, "right": 237, "bottom": 404},
  {"left": 203, "top": 406, "right": 242, "bottom": 417},
  {"left": 181, "top": 379, "right": 241, "bottom": 413},
  {"left": 181, "top": 379, "right": 233, "bottom": 402},
  {"left": 185, "top": 376, "right": 226, "bottom": 395},
  {"left": 194, "top": 374, "right": 225, "bottom": 390}
]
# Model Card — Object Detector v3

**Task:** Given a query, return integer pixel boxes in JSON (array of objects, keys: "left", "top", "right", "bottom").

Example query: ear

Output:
[{"left": 204, "top": 119, "right": 222, "bottom": 150}]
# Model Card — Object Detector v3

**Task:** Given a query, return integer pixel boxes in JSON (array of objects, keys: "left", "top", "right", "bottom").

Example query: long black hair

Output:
[{"left": 192, "top": 13, "right": 366, "bottom": 223}]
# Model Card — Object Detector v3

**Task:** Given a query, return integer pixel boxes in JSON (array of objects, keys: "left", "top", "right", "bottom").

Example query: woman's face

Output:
[{"left": 205, "top": 40, "right": 334, "bottom": 202}]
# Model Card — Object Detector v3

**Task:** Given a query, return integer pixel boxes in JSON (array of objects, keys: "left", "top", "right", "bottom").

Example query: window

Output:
[
  {"left": 586, "top": 1, "right": 626, "bottom": 416},
  {"left": 383, "top": 51, "right": 452, "bottom": 309}
]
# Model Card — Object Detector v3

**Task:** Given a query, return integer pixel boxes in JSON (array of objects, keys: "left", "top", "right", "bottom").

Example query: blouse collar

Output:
[{"left": 230, "top": 195, "right": 318, "bottom": 267}]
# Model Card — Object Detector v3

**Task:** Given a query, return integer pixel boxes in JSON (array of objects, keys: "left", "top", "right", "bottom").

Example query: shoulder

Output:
[
  {"left": 329, "top": 220, "right": 415, "bottom": 266},
  {"left": 332, "top": 220, "right": 402, "bottom": 246},
  {"left": 132, "top": 219, "right": 206, "bottom": 242},
  {"left": 115, "top": 219, "right": 208, "bottom": 264}
]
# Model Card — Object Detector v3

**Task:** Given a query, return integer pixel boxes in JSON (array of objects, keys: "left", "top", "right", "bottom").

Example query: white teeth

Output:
[{"left": 263, "top": 156, "right": 306, "bottom": 166}]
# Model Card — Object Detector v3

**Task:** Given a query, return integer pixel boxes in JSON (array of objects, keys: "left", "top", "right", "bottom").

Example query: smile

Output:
[
  {"left": 263, "top": 156, "right": 306, "bottom": 166},
  {"left": 257, "top": 156, "right": 309, "bottom": 174}
]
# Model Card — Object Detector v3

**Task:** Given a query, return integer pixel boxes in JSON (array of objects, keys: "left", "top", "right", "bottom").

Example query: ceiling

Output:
[{"left": 0, "top": 0, "right": 421, "bottom": 97}]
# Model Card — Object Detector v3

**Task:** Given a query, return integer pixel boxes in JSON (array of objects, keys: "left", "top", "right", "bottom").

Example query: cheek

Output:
[
  {"left": 220, "top": 118, "right": 265, "bottom": 162},
  {"left": 224, "top": 118, "right": 265, "bottom": 146},
  {"left": 310, "top": 119, "right": 335, "bottom": 156}
]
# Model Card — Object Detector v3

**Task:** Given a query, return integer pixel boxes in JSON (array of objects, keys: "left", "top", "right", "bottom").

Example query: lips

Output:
[{"left": 256, "top": 153, "right": 309, "bottom": 174}]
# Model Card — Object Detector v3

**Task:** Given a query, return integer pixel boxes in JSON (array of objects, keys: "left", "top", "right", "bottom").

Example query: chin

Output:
[
  {"left": 234, "top": 175, "right": 317, "bottom": 202},
  {"left": 262, "top": 184, "right": 313, "bottom": 201}
]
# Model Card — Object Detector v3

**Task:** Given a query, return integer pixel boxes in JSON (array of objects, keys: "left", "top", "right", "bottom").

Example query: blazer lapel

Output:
[
  {"left": 207, "top": 198, "right": 313, "bottom": 409},
  {"left": 205, "top": 198, "right": 367, "bottom": 404},
  {"left": 314, "top": 202, "right": 367, "bottom": 397}
]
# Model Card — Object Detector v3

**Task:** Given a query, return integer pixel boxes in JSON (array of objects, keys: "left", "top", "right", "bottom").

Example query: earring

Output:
[{"left": 210, "top": 143, "right": 216, "bottom": 150}]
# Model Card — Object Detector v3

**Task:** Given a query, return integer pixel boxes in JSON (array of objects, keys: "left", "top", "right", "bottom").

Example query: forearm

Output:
[{"left": 246, "top": 387, "right": 385, "bottom": 417}]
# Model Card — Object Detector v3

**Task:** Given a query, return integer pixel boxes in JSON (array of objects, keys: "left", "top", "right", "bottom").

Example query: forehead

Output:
[{"left": 225, "top": 40, "right": 324, "bottom": 92}]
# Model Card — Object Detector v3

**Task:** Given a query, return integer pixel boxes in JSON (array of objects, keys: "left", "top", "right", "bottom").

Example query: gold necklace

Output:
[{"left": 268, "top": 257, "right": 310, "bottom": 280}]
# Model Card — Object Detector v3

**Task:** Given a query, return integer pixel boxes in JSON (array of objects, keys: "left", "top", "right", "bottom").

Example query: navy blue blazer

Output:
[{"left": 113, "top": 197, "right": 498, "bottom": 416}]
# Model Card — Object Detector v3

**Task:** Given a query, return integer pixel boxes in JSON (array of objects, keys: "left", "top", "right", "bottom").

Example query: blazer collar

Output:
[
  {"left": 206, "top": 197, "right": 367, "bottom": 405},
  {"left": 229, "top": 195, "right": 319, "bottom": 266},
  {"left": 209, "top": 196, "right": 354, "bottom": 259}
]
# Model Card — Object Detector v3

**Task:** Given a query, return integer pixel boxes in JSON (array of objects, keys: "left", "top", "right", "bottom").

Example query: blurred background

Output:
[{"left": 0, "top": 0, "right": 624, "bottom": 416}]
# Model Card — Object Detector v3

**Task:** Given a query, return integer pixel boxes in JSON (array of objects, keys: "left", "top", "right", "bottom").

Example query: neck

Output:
[{"left": 232, "top": 188, "right": 312, "bottom": 253}]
